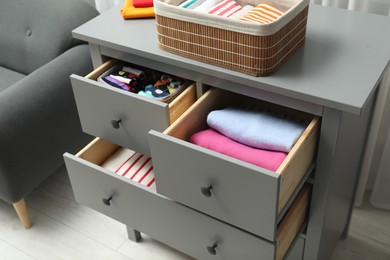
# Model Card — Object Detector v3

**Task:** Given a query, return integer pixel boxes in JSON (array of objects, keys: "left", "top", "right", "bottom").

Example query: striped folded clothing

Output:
[
  {"left": 239, "top": 2, "right": 283, "bottom": 24},
  {"left": 102, "top": 148, "right": 156, "bottom": 189},
  {"left": 179, "top": 0, "right": 206, "bottom": 9},
  {"left": 207, "top": 0, "right": 242, "bottom": 17}
]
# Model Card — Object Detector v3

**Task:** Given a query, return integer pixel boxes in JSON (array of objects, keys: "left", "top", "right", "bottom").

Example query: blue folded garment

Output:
[{"left": 207, "top": 107, "right": 307, "bottom": 152}]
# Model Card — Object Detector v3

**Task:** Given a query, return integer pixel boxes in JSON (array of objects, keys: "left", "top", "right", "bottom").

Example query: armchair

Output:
[{"left": 0, "top": 0, "right": 99, "bottom": 229}]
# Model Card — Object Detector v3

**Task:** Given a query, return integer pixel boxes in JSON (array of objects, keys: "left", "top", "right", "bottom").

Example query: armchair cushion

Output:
[
  {"left": 0, "top": 0, "right": 99, "bottom": 204},
  {"left": 0, "top": 0, "right": 98, "bottom": 75},
  {"left": 0, "top": 67, "right": 25, "bottom": 92},
  {"left": 0, "top": 44, "right": 94, "bottom": 203}
]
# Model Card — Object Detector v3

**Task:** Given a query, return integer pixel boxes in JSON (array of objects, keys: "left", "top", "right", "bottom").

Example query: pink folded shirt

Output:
[{"left": 189, "top": 129, "right": 287, "bottom": 171}]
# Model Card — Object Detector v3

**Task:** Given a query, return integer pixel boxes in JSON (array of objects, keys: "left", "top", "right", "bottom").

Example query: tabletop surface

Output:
[{"left": 73, "top": 4, "right": 390, "bottom": 114}]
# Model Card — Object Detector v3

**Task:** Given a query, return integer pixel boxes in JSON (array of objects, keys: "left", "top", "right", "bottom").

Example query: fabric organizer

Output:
[
  {"left": 154, "top": 0, "right": 309, "bottom": 76},
  {"left": 97, "top": 61, "right": 188, "bottom": 103}
]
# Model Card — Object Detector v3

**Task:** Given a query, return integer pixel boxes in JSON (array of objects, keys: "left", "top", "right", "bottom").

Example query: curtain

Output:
[
  {"left": 94, "top": 0, "right": 124, "bottom": 13},
  {"left": 310, "top": 0, "right": 390, "bottom": 209}
]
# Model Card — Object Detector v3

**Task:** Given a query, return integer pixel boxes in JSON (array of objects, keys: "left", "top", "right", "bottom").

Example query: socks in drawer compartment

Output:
[
  {"left": 98, "top": 62, "right": 187, "bottom": 102},
  {"left": 101, "top": 148, "right": 156, "bottom": 189}
]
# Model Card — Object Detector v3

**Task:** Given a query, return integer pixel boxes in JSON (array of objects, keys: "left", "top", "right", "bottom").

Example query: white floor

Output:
[{"left": 1, "top": 165, "right": 389, "bottom": 260}]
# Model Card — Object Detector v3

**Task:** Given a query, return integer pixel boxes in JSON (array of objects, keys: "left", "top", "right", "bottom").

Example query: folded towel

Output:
[
  {"left": 229, "top": 4, "right": 254, "bottom": 19},
  {"left": 239, "top": 2, "right": 283, "bottom": 24},
  {"left": 179, "top": 0, "right": 206, "bottom": 9},
  {"left": 133, "top": 0, "right": 154, "bottom": 7},
  {"left": 102, "top": 148, "right": 156, "bottom": 189},
  {"left": 190, "top": 129, "right": 287, "bottom": 171},
  {"left": 194, "top": 0, "right": 223, "bottom": 12},
  {"left": 207, "top": 0, "right": 242, "bottom": 17},
  {"left": 207, "top": 107, "right": 307, "bottom": 152},
  {"left": 120, "top": 0, "right": 155, "bottom": 19}
]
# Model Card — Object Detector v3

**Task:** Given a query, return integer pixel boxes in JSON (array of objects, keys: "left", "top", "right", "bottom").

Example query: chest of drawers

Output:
[{"left": 63, "top": 4, "right": 390, "bottom": 260}]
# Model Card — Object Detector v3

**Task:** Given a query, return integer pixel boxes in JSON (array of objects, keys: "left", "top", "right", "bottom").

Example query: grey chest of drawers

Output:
[{"left": 63, "top": 4, "right": 390, "bottom": 260}]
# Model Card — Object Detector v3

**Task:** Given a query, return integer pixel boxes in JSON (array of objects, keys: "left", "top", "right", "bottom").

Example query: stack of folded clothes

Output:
[
  {"left": 177, "top": 0, "right": 284, "bottom": 23},
  {"left": 189, "top": 106, "right": 307, "bottom": 171},
  {"left": 120, "top": 0, "right": 155, "bottom": 19},
  {"left": 98, "top": 63, "right": 186, "bottom": 101}
]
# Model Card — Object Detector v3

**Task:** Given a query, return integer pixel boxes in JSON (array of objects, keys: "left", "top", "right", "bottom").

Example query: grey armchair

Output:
[{"left": 0, "top": 0, "right": 99, "bottom": 229}]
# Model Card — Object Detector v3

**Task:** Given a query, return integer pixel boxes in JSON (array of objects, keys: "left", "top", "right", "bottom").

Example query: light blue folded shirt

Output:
[{"left": 207, "top": 107, "right": 307, "bottom": 152}]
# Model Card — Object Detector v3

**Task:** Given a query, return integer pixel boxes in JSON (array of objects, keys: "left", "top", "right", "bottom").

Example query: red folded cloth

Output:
[
  {"left": 189, "top": 129, "right": 287, "bottom": 171},
  {"left": 133, "top": 0, "right": 154, "bottom": 8}
]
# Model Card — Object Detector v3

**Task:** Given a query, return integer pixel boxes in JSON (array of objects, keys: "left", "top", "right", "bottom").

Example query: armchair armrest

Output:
[{"left": 0, "top": 44, "right": 93, "bottom": 203}]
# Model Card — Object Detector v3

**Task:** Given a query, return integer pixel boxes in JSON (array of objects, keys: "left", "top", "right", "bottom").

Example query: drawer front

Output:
[
  {"left": 70, "top": 60, "right": 197, "bottom": 156},
  {"left": 71, "top": 74, "right": 169, "bottom": 156},
  {"left": 149, "top": 88, "right": 319, "bottom": 240},
  {"left": 285, "top": 237, "right": 305, "bottom": 260},
  {"left": 63, "top": 140, "right": 278, "bottom": 260},
  {"left": 149, "top": 130, "right": 279, "bottom": 239}
]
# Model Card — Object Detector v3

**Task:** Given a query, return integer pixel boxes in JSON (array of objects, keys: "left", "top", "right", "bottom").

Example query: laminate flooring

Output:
[{"left": 1, "top": 165, "right": 389, "bottom": 260}]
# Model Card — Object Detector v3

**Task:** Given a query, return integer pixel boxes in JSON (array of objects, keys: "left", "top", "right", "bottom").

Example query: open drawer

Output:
[
  {"left": 70, "top": 60, "right": 197, "bottom": 156},
  {"left": 63, "top": 137, "right": 311, "bottom": 260},
  {"left": 149, "top": 87, "right": 320, "bottom": 240}
]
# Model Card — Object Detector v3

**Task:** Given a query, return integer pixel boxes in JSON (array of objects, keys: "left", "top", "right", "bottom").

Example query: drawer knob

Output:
[
  {"left": 206, "top": 243, "right": 218, "bottom": 255},
  {"left": 111, "top": 119, "right": 122, "bottom": 129},
  {"left": 200, "top": 185, "right": 213, "bottom": 198},
  {"left": 102, "top": 196, "right": 113, "bottom": 206}
]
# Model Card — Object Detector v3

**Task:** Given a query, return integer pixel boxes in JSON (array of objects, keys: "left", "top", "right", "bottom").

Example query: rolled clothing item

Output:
[
  {"left": 179, "top": 0, "right": 206, "bottom": 9},
  {"left": 207, "top": 107, "right": 307, "bottom": 152},
  {"left": 101, "top": 75, "right": 134, "bottom": 92},
  {"left": 194, "top": 0, "right": 223, "bottom": 12},
  {"left": 239, "top": 2, "right": 283, "bottom": 24},
  {"left": 207, "top": 0, "right": 242, "bottom": 17},
  {"left": 190, "top": 129, "right": 287, "bottom": 171},
  {"left": 229, "top": 4, "right": 254, "bottom": 19}
]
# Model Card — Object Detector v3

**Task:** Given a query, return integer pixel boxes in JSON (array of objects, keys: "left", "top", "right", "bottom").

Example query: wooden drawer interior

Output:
[
  {"left": 75, "top": 137, "right": 157, "bottom": 189},
  {"left": 164, "top": 87, "right": 320, "bottom": 213},
  {"left": 85, "top": 59, "right": 197, "bottom": 124}
]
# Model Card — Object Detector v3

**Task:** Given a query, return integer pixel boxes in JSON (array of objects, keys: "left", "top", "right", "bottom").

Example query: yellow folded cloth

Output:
[
  {"left": 239, "top": 2, "right": 283, "bottom": 24},
  {"left": 120, "top": 0, "right": 155, "bottom": 19}
]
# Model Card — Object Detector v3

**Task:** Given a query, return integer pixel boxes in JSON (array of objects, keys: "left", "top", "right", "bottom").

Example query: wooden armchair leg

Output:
[{"left": 13, "top": 198, "right": 32, "bottom": 229}]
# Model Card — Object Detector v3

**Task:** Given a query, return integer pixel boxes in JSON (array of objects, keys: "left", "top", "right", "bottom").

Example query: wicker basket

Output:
[{"left": 155, "top": 0, "right": 309, "bottom": 76}]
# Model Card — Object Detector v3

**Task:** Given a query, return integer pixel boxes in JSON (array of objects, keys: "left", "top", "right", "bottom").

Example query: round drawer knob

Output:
[
  {"left": 102, "top": 196, "right": 113, "bottom": 206},
  {"left": 206, "top": 243, "right": 218, "bottom": 255},
  {"left": 200, "top": 185, "right": 213, "bottom": 198},
  {"left": 111, "top": 119, "right": 122, "bottom": 129}
]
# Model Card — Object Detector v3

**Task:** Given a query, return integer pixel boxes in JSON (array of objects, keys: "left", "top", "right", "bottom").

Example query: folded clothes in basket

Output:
[
  {"left": 239, "top": 2, "right": 283, "bottom": 24},
  {"left": 229, "top": 4, "right": 254, "bottom": 19},
  {"left": 190, "top": 129, "right": 287, "bottom": 171},
  {"left": 207, "top": 0, "right": 242, "bottom": 17},
  {"left": 207, "top": 107, "right": 307, "bottom": 152},
  {"left": 179, "top": 0, "right": 206, "bottom": 9}
]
